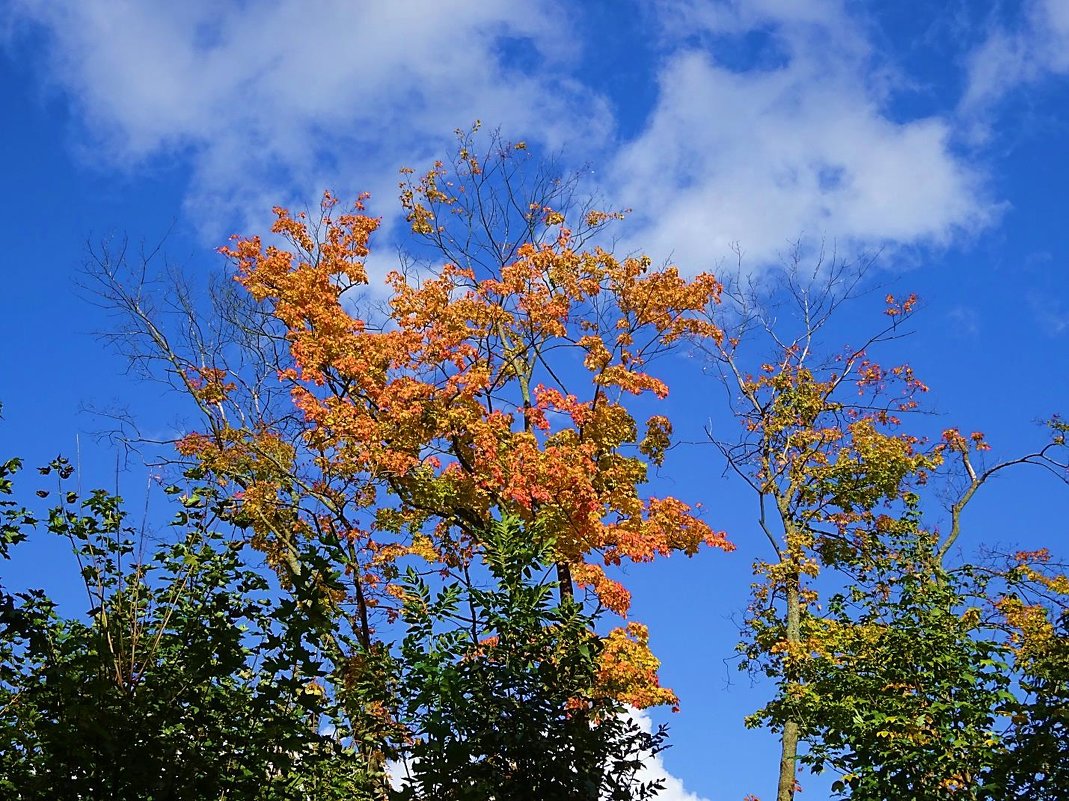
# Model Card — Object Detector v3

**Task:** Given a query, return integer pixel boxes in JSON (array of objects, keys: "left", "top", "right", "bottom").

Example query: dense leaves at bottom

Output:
[
  {"left": 0, "top": 454, "right": 670, "bottom": 800},
  {"left": 783, "top": 539, "right": 1010, "bottom": 799},
  {"left": 390, "top": 516, "right": 667, "bottom": 801},
  {"left": 991, "top": 610, "right": 1069, "bottom": 800},
  {"left": 0, "top": 458, "right": 372, "bottom": 800},
  {"left": 746, "top": 517, "right": 1069, "bottom": 801}
]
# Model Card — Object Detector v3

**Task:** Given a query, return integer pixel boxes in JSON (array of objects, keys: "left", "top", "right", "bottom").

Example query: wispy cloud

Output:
[
  {"left": 961, "top": 0, "right": 1069, "bottom": 115},
  {"left": 946, "top": 306, "right": 981, "bottom": 339},
  {"left": 1028, "top": 291, "right": 1069, "bottom": 336}
]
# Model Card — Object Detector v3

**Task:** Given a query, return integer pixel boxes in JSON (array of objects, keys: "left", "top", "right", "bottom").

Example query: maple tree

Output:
[
  {"left": 87, "top": 130, "right": 731, "bottom": 788},
  {"left": 212, "top": 135, "right": 727, "bottom": 696}
]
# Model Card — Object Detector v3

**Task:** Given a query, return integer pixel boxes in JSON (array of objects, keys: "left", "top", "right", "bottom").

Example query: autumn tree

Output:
[
  {"left": 212, "top": 183, "right": 728, "bottom": 701},
  {"left": 700, "top": 251, "right": 1068, "bottom": 801},
  {"left": 88, "top": 129, "right": 730, "bottom": 777}
]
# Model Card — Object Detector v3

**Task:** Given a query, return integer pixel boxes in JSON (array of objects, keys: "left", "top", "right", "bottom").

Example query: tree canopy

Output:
[{"left": 3, "top": 131, "right": 1067, "bottom": 801}]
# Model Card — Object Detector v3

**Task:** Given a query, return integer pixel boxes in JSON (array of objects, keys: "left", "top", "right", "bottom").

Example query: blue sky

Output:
[{"left": 2, "top": 1, "right": 1068, "bottom": 798}]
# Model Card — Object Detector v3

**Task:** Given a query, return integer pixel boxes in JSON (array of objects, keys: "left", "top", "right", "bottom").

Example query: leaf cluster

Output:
[
  {"left": 391, "top": 515, "right": 667, "bottom": 801},
  {"left": 0, "top": 458, "right": 375, "bottom": 800}
]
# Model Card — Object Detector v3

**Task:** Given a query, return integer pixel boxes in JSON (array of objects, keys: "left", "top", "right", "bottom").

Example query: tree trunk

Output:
[
  {"left": 556, "top": 560, "right": 574, "bottom": 600},
  {"left": 777, "top": 719, "right": 800, "bottom": 801},
  {"left": 776, "top": 573, "right": 802, "bottom": 801}
]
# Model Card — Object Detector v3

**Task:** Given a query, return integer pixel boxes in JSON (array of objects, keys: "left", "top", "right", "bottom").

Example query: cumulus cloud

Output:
[
  {"left": 4, "top": 0, "right": 1000, "bottom": 271},
  {"left": 5, "top": 0, "right": 611, "bottom": 237},
  {"left": 610, "top": 0, "right": 998, "bottom": 270}
]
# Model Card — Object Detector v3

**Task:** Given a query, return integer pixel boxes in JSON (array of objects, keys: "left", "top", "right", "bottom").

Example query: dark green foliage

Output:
[
  {"left": 390, "top": 516, "right": 667, "bottom": 801},
  {"left": 0, "top": 458, "right": 375, "bottom": 800},
  {"left": 1, "top": 462, "right": 668, "bottom": 801}
]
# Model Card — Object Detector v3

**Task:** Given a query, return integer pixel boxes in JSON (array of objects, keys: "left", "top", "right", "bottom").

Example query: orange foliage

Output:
[
  {"left": 597, "top": 623, "right": 679, "bottom": 710},
  {"left": 217, "top": 193, "right": 728, "bottom": 608},
  {"left": 197, "top": 189, "right": 729, "bottom": 707}
]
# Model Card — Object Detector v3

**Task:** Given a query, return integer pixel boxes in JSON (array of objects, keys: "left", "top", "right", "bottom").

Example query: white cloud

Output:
[
  {"left": 961, "top": 0, "right": 1069, "bottom": 114},
  {"left": 611, "top": 0, "right": 998, "bottom": 270},
  {"left": 5, "top": 0, "right": 611, "bottom": 239},
  {"left": 5, "top": 0, "right": 1002, "bottom": 275}
]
